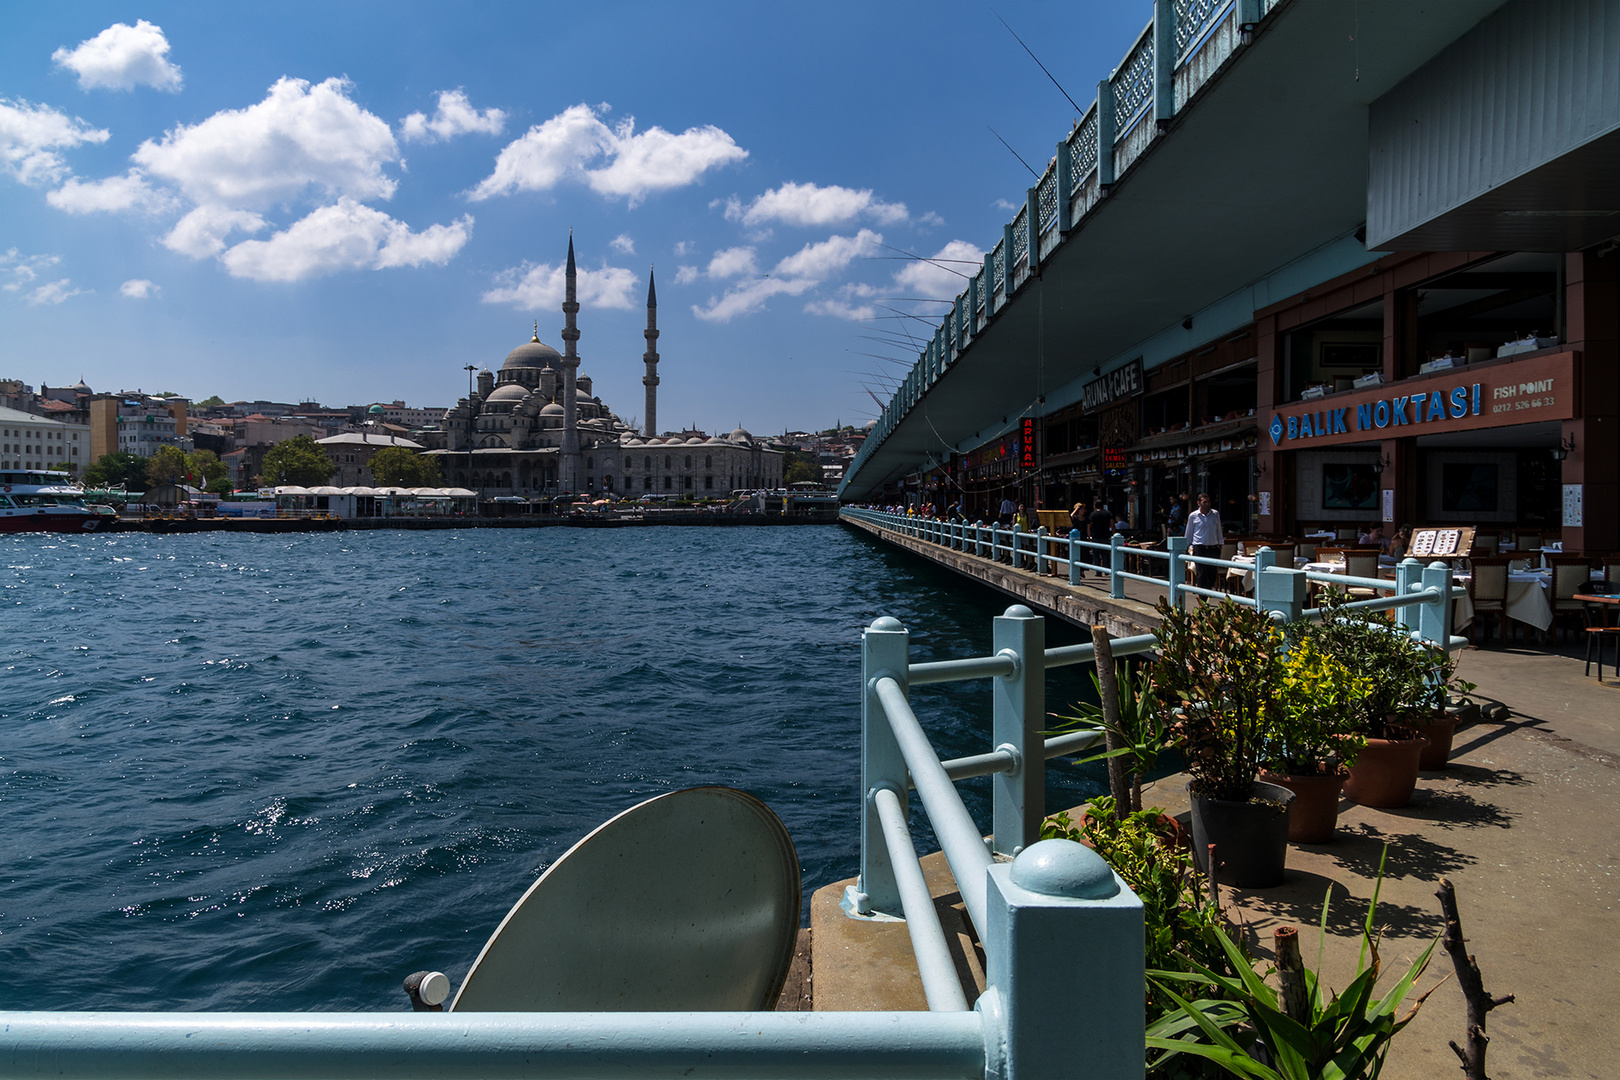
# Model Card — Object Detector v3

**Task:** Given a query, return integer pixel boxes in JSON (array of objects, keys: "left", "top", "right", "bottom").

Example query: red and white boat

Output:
[{"left": 0, "top": 470, "right": 117, "bottom": 533}]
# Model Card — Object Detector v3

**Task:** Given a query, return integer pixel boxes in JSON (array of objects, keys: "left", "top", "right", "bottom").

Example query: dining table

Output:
[{"left": 1452, "top": 568, "right": 1554, "bottom": 633}]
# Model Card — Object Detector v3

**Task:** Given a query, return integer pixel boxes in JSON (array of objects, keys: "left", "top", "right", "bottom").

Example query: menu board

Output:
[{"left": 1408, "top": 526, "right": 1475, "bottom": 558}]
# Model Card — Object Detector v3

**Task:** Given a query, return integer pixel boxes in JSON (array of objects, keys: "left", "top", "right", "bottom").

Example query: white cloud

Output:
[
  {"left": 0, "top": 248, "right": 62, "bottom": 291},
  {"left": 893, "top": 239, "right": 983, "bottom": 300},
  {"left": 483, "top": 260, "right": 639, "bottom": 310},
  {"left": 732, "top": 181, "right": 908, "bottom": 228},
  {"left": 217, "top": 200, "right": 471, "bottom": 282},
  {"left": 805, "top": 297, "right": 878, "bottom": 321},
  {"left": 693, "top": 229, "right": 883, "bottom": 323},
  {"left": 775, "top": 229, "right": 883, "bottom": 280},
  {"left": 163, "top": 205, "right": 267, "bottom": 258},
  {"left": 134, "top": 77, "right": 398, "bottom": 209},
  {"left": 401, "top": 89, "right": 506, "bottom": 143},
  {"left": 120, "top": 278, "right": 160, "bottom": 298},
  {"left": 919, "top": 211, "right": 945, "bottom": 227},
  {"left": 471, "top": 103, "right": 746, "bottom": 206},
  {"left": 673, "top": 265, "right": 700, "bottom": 285},
  {"left": 26, "top": 278, "right": 85, "bottom": 305},
  {"left": 52, "top": 20, "right": 182, "bottom": 92},
  {"left": 0, "top": 98, "right": 108, "bottom": 186},
  {"left": 993, "top": 198, "right": 1020, "bottom": 212},
  {"left": 48, "top": 169, "right": 175, "bottom": 214},
  {"left": 609, "top": 233, "right": 635, "bottom": 254},
  {"left": 672, "top": 240, "right": 694, "bottom": 258},
  {"left": 706, "top": 246, "right": 757, "bottom": 278}
]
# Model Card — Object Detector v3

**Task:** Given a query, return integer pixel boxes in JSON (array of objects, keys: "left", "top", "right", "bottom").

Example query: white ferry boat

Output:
[{"left": 0, "top": 469, "right": 117, "bottom": 533}]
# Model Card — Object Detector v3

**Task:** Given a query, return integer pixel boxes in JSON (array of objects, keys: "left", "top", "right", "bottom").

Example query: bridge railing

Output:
[{"left": 843, "top": 507, "right": 1467, "bottom": 651}]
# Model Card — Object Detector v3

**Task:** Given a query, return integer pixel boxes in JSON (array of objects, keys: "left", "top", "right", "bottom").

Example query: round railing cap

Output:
[
  {"left": 1010, "top": 839, "right": 1118, "bottom": 900},
  {"left": 869, "top": 616, "right": 904, "bottom": 632}
]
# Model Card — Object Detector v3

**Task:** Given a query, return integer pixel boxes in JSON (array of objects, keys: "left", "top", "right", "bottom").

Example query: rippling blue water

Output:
[{"left": 1, "top": 526, "right": 1106, "bottom": 1011}]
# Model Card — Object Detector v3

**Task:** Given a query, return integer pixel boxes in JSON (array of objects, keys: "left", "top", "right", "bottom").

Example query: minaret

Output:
[
  {"left": 560, "top": 233, "right": 581, "bottom": 491},
  {"left": 642, "top": 266, "right": 660, "bottom": 438}
]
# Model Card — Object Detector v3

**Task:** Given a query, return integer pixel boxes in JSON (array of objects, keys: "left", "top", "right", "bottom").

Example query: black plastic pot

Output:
[{"left": 1188, "top": 780, "right": 1295, "bottom": 888}]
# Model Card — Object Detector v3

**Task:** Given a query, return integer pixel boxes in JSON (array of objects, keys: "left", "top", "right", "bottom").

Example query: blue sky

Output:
[{"left": 2, "top": 1, "right": 1150, "bottom": 434}]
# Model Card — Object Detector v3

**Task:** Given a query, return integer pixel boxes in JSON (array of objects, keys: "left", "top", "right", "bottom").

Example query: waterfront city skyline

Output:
[{"left": 1, "top": 1, "right": 1149, "bottom": 434}]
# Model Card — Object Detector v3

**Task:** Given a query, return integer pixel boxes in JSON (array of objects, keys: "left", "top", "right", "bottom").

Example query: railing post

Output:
[
  {"left": 1419, "top": 561, "right": 1453, "bottom": 647},
  {"left": 1010, "top": 522, "right": 1021, "bottom": 566},
  {"left": 1252, "top": 546, "right": 1275, "bottom": 610},
  {"left": 1109, "top": 532, "right": 1125, "bottom": 599},
  {"left": 1166, "top": 535, "right": 1187, "bottom": 610},
  {"left": 1069, "top": 529, "right": 1083, "bottom": 585},
  {"left": 991, "top": 522, "right": 1001, "bottom": 563},
  {"left": 992, "top": 605, "right": 1045, "bottom": 856},
  {"left": 1096, "top": 80, "right": 1117, "bottom": 188},
  {"left": 1154, "top": 0, "right": 1176, "bottom": 123},
  {"left": 1256, "top": 564, "right": 1306, "bottom": 627},
  {"left": 1395, "top": 557, "right": 1423, "bottom": 632},
  {"left": 1035, "top": 526, "right": 1048, "bottom": 575},
  {"left": 982, "top": 842, "right": 1144, "bottom": 1080},
  {"left": 977, "top": 521, "right": 987, "bottom": 558},
  {"left": 851, "top": 616, "right": 910, "bottom": 917}
]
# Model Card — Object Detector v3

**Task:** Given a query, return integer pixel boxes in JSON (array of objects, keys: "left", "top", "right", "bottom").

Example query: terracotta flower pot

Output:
[
  {"left": 1343, "top": 736, "right": 1428, "bottom": 808},
  {"left": 1417, "top": 717, "right": 1457, "bottom": 770},
  {"left": 1259, "top": 770, "right": 1344, "bottom": 844},
  {"left": 1187, "top": 780, "right": 1294, "bottom": 888}
]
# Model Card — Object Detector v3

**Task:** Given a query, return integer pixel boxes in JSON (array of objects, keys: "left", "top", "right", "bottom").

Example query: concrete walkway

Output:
[{"left": 810, "top": 552, "right": 1620, "bottom": 1076}]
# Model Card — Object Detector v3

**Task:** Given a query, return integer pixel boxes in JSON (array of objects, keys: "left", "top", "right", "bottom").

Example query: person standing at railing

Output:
[
  {"left": 1086, "top": 499, "right": 1112, "bottom": 577},
  {"left": 998, "top": 493, "right": 1015, "bottom": 526},
  {"left": 1184, "top": 492, "right": 1224, "bottom": 590}
]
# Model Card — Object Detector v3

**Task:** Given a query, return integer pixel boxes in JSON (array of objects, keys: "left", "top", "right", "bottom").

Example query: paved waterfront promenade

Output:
[{"left": 821, "top": 517, "right": 1620, "bottom": 1078}]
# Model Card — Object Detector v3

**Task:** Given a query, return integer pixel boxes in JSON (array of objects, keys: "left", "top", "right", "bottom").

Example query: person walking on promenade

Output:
[
  {"left": 1168, "top": 492, "right": 1188, "bottom": 535},
  {"left": 1086, "top": 499, "right": 1113, "bottom": 578},
  {"left": 998, "top": 493, "right": 1016, "bottom": 526},
  {"left": 1184, "top": 492, "right": 1224, "bottom": 591}
]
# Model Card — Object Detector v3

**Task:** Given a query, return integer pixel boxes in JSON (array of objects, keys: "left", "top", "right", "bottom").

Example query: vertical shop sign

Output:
[
  {"left": 1563, "top": 484, "right": 1583, "bottom": 527},
  {"left": 1021, "top": 418, "right": 1036, "bottom": 471}
]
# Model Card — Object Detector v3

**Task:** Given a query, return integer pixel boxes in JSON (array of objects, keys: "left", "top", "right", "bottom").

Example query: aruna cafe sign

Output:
[{"left": 1265, "top": 352, "right": 1575, "bottom": 449}]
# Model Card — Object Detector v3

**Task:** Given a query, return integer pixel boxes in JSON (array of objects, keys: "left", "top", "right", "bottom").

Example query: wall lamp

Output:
[
  {"left": 1552, "top": 434, "right": 1576, "bottom": 462},
  {"left": 1373, "top": 454, "right": 1391, "bottom": 476},
  {"left": 1251, "top": 459, "right": 1267, "bottom": 480}
]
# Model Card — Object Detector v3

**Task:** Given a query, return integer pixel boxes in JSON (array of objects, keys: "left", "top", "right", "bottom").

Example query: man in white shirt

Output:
[
  {"left": 999, "top": 494, "right": 1016, "bottom": 526},
  {"left": 1184, "top": 492, "right": 1224, "bottom": 590}
]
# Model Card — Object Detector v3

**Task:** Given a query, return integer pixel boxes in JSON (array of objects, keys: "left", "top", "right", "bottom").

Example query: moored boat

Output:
[{"left": 0, "top": 469, "right": 117, "bottom": 533}]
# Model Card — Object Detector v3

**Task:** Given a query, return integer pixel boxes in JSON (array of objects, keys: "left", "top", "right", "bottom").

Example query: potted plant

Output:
[
  {"left": 1257, "top": 632, "right": 1368, "bottom": 844},
  {"left": 1418, "top": 651, "right": 1478, "bottom": 771},
  {"left": 1152, "top": 598, "right": 1294, "bottom": 887},
  {"left": 1310, "top": 593, "right": 1436, "bottom": 808}
]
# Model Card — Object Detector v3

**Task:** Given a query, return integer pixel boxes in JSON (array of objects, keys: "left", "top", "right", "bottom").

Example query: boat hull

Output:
[{"left": 0, "top": 510, "right": 110, "bottom": 533}]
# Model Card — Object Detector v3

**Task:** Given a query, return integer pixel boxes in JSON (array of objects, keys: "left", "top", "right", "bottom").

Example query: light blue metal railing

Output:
[
  {"left": 841, "top": 0, "right": 1280, "bottom": 497},
  {"left": 841, "top": 507, "right": 1467, "bottom": 652}
]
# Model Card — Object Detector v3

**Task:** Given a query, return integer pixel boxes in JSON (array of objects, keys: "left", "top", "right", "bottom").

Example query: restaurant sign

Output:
[
  {"left": 1265, "top": 352, "right": 1576, "bottom": 449},
  {"left": 1082, "top": 358, "right": 1144, "bottom": 413}
]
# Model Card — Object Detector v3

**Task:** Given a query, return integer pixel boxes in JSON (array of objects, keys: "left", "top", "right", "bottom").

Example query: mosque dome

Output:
[
  {"left": 504, "top": 325, "right": 562, "bottom": 370},
  {"left": 486, "top": 383, "right": 528, "bottom": 403},
  {"left": 728, "top": 427, "right": 752, "bottom": 443},
  {"left": 368, "top": 404, "right": 385, "bottom": 415},
  {"left": 539, "top": 402, "right": 565, "bottom": 416}
]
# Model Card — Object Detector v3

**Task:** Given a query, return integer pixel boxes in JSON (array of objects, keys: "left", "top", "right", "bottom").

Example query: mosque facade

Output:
[{"left": 421, "top": 239, "right": 781, "bottom": 497}]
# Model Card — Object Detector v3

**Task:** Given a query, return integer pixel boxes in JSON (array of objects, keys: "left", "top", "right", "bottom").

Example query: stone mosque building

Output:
[{"left": 422, "top": 238, "right": 781, "bottom": 497}]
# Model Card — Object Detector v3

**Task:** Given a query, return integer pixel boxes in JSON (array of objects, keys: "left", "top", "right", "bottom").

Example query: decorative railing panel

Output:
[
  {"left": 1070, "top": 109, "right": 1098, "bottom": 180},
  {"left": 1111, "top": 30, "right": 1155, "bottom": 135},
  {"left": 1037, "top": 170, "right": 1058, "bottom": 235},
  {"left": 1175, "top": 0, "right": 1231, "bottom": 58},
  {"left": 1010, "top": 206, "right": 1029, "bottom": 267}
]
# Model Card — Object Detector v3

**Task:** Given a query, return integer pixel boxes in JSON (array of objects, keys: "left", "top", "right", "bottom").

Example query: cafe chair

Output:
[
  {"left": 1517, "top": 532, "right": 1543, "bottom": 551},
  {"left": 1604, "top": 556, "right": 1620, "bottom": 586},
  {"left": 1340, "top": 548, "right": 1381, "bottom": 602},
  {"left": 1467, "top": 556, "right": 1512, "bottom": 646},
  {"left": 1335, "top": 527, "right": 1358, "bottom": 542},
  {"left": 1551, "top": 555, "right": 1599, "bottom": 641},
  {"left": 1580, "top": 580, "right": 1620, "bottom": 680},
  {"left": 1471, "top": 534, "right": 1499, "bottom": 556}
]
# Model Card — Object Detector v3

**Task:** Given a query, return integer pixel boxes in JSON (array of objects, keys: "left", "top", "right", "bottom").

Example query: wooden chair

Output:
[
  {"left": 1335, "top": 527, "right": 1358, "bottom": 542},
  {"left": 1604, "top": 556, "right": 1620, "bottom": 586},
  {"left": 1467, "top": 556, "right": 1512, "bottom": 645},
  {"left": 1581, "top": 582, "right": 1620, "bottom": 679},
  {"left": 1551, "top": 555, "right": 1598, "bottom": 640},
  {"left": 1517, "top": 532, "right": 1543, "bottom": 551},
  {"left": 1471, "top": 533, "right": 1499, "bottom": 556},
  {"left": 1339, "top": 549, "right": 1382, "bottom": 601}
]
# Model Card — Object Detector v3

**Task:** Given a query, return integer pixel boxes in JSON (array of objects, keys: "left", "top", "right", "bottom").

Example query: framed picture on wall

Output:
[
  {"left": 1321, "top": 464, "right": 1378, "bottom": 510},
  {"left": 1442, "top": 463, "right": 1499, "bottom": 512}
]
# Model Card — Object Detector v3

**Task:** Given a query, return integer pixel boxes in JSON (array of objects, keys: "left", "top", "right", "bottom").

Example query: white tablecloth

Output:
[
  {"left": 1226, "top": 554, "right": 1311, "bottom": 591},
  {"left": 1453, "top": 571, "right": 1552, "bottom": 632}
]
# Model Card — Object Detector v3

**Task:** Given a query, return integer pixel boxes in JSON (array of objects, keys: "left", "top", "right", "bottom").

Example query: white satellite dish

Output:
[{"left": 449, "top": 786, "right": 800, "bottom": 1012}]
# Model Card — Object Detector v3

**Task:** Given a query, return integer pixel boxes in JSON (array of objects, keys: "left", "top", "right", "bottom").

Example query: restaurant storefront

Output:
[{"left": 1254, "top": 250, "right": 1618, "bottom": 553}]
